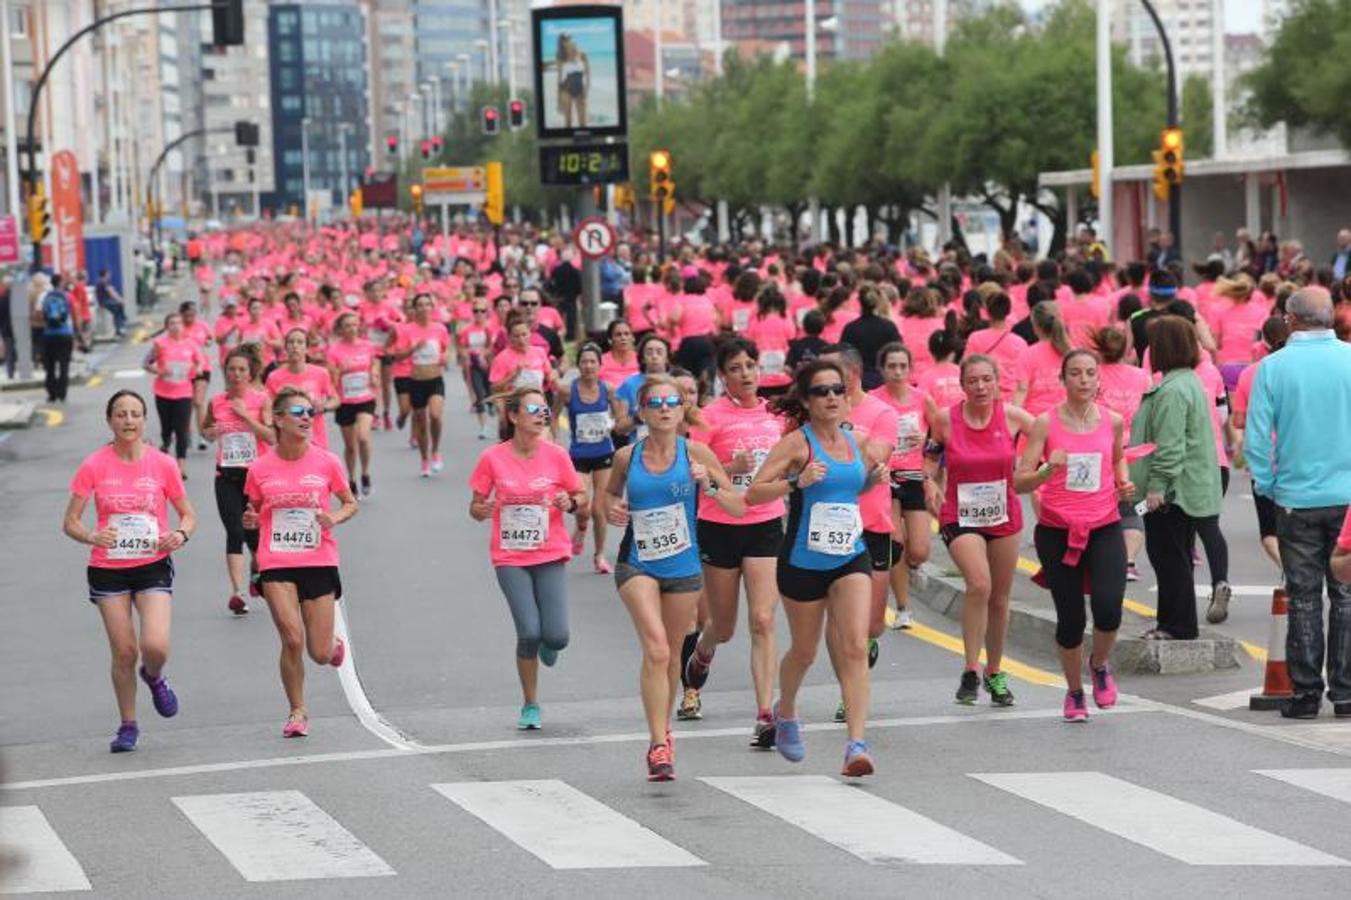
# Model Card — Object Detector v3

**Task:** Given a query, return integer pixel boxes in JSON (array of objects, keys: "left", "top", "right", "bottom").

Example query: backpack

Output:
[{"left": 43, "top": 291, "right": 70, "bottom": 329}]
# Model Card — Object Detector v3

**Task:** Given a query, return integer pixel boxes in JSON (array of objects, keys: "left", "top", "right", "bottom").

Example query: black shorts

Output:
[
  {"left": 393, "top": 376, "right": 413, "bottom": 396},
  {"left": 571, "top": 453, "right": 614, "bottom": 474},
  {"left": 698, "top": 518, "right": 784, "bottom": 569},
  {"left": 940, "top": 524, "right": 1002, "bottom": 546},
  {"left": 260, "top": 566, "right": 343, "bottom": 601},
  {"left": 863, "top": 530, "right": 901, "bottom": 572},
  {"left": 1254, "top": 492, "right": 1279, "bottom": 539},
  {"left": 88, "top": 557, "right": 175, "bottom": 604},
  {"left": 335, "top": 400, "right": 376, "bottom": 427},
  {"left": 890, "top": 476, "right": 926, "bottom": 512},
  {"left": 408, "top": 376, "right": 445, "bottom": 410},
  {"left": 776, "top": 552, "right": 871, "bottom": 602},
  {"left": 193, "top": 372, "right": 211, "bottom": 385}
]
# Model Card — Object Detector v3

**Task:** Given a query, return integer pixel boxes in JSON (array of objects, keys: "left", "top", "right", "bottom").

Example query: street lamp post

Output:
[
  {"left": 499, "top": 20, "right": 516, "bottom": 100},
  {"left": 338, "top": 122, "right": 353, "bottom": 203},
  {"left": 300, "top": 117, "right": 312, "bottom": 222},
  {"left": 1139, "top": 0, "right": 1182, "bottom": 253},
  {"left": 445, "top": 62, "right": 460, "bottom": 115},
  {"left": 1096, "top": 0, "right": 1114, "bottom": 261},
  {"left": 473, "top": 40, "right": 491, "bottom": 84}
]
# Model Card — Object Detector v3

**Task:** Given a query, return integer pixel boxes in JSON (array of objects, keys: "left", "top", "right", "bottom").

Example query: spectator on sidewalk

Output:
[
  {"left": 1332, "top": 228, "right": 1351, "bottom": 281},
  {"left": 1246, "top": 287, "right": 1351, "bottom": 720},
  {"left": 40, "top": 274, "right": 75, "bottom": 403},
  {"left": 95, "top": 269, "right": 127, "bottom": 337},
  {"left": 0, "top": 274, "right": 14, "bottom": 379},
  {"left": 26, "top": 272, "right": 49, "bottom": 371},
  {"left": 70, "top": 270, "right": 92, "bottom": 351}
]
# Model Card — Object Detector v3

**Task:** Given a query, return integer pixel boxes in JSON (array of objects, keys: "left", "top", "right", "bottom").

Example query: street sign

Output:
[
  {"left": 423, "top": 166, "right": 487, "bottom": 205},
  {"left": 573, "top": 217, "right": 616, "bottom": 260},
  {"left": 0, "top": 215, "right": 19, "bottom": 264}
]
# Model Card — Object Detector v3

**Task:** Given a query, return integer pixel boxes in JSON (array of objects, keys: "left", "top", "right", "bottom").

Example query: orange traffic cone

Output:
[{"left": 1249, "top": 588, "right": 1294, "bottom": 711}]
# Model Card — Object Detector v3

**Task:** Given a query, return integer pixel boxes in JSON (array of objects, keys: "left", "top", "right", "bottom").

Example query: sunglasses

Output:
[
  {"left": 473, "top": 308, "right": 488, "bottom": 314},
  {"left": 519, "top": 301, "right": 540, "bottom": 308},
  {"left": 808, "top": 384, "right": 847, "bottom": 398},
  {"left": 286, "top": 405, "right": 317, "bottom": 419},
  {"left": 644, "top": 395, "right": 683, "bottom": 409},
  {"left": 521, "top": 402, "right": 551, "bottom": 418}
]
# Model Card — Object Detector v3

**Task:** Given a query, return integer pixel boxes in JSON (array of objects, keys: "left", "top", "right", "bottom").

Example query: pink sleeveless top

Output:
[
  {"left": 940, "top": 400, "right": 1021, "bottom": 537},
  {"left": 1038, "top": 404, "right": 1120, "bottom": 564}
]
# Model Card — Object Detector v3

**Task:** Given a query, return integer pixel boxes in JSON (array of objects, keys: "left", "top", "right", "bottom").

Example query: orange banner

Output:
[{"left": 51, "top": 149, "right": 85, "bottom": 274}]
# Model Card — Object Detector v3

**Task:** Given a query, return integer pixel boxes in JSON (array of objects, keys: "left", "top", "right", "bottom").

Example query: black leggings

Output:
[
  {"left": 214, "top": 469, "right": 259, "bottom": 555},
  {"left": 155, "top": 395, "right": 193, "bottom": 460},
  {"left": 469, "top": 363, "right": 491, "bottom": 413},
  {"left": 1192, "top": 466, "right": 1229, "bottom": 586},
  {"left": 1033, "top": 522, "right": 1126, "bottom": 649}
]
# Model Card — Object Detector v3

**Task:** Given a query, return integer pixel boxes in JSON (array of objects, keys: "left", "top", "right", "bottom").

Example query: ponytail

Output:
[
  {"left": 1088, "top": 325, "right": 1128, "bottom": 364},
  {"left": 1032, "top": 301, "right": 1070, "bottom": 356}
]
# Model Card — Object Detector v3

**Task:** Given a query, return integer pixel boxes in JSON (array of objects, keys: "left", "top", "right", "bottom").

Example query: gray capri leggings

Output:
[{"left": 495, "top": 561, "right": 570, "bottom": 659}]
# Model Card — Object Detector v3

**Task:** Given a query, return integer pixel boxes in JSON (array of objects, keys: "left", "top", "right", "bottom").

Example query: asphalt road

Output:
[{"left": 2, "top": 336, "right": 1349, "bottom": 899}]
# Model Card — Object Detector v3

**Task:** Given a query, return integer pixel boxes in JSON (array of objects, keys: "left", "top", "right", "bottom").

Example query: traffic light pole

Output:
[
  {"left": 146, "top": 126, "right": 232, "bottom": 257},
  {"left": 655, "top": 188, "right": 668, "bottom": 264},
  {"left": 22, "top": 1, "right": 231, "bottom": 270},
  {"left": 1140, "top": 0, "right": 1181, "bottom": 254}
]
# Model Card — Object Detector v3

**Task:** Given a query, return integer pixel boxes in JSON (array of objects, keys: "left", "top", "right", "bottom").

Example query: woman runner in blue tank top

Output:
[
  {"left": 604, "top": 374, "right": 743, "bottom": 782},
  {"left": 567, "top": 343, "right": 625, "bottom": 573},
  {"left": 747, "top": 359, "right": 888, "bottom": 778}
]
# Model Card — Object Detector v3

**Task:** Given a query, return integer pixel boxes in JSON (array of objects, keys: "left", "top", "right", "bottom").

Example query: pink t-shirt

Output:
[
  {"left": 745, "top": 314, "right": 796, "bottom": 386},
  {"left": 898, "top": 316, "right": 945, "bottom": 377},
  {"left": 847, "top": 393, "right": 899, "bottom": 533},
  {"left": 489, "top": 345, "right": 552, "bottom": 391},
  {"left": 396, "top": 321, "right": 450, "bottom": 370},
  {"left": 70, "top": 445, "right": 186, "bottom": 569},
  {"left": 1059, "top": 295, "right": 1113, "bottom": 348},
  {"left": 326, "top": 339, "right": 378, "bottom": 404},
  {"left": 820, "top": 309, "right": 859, "bottom": 345},
  {"left": 209, "top": 389, "right": 271, "bottom": 468},
  {"left": 183, "top": 320, "right": 213, "bottom": 372},
  {"left": 1095, "top": 362, "right": 1152, "bottom": 437},
  {"left": 214, "top": 313, "right": 243, "bottom": 365},
  {"left": 238, "top": 319, "right": 282, "bottom": 365},
  {"left": 870, "top": 386, "right": 929, "bottom": 472},
  {"left": 458, "top": 324, "right": 496, "bottom": 365},
  {"left": 916, "top": 362, "right": 963, "bottom": 411},
  {"left": 537, "top": 305, "right": 565, "bottom": 334},
  {"left": 151, "top": 335, "right": 205, "bottom": 400},
  {"left": 598, "top": 351, "right": 639, "bottom": 389},
  {"left": 1232, "top": 360, "right": 1259, "bottom": 420},
  {"left": 964, "top": 327, "right": 1028, "bottom": 400},
  {"left": 1196, "top": 359, "right": 1229, "bottom": 466},
  {"left": 266, "top": 364, "right": 335, "bottom": 450},
  {"left": 690, "top": 397, "right": 785, "bottom": 525},
  {"left": 675, "top": 293, "right": 718, "bottom": 341},
  {"left": 1015, "top": 341, "right": 1067, "bottom": 417},
  {"left": 469, "top": 440, "right": 583, "bottom": 567},
  {"left": 724, "top": 299, "right": 757, "bottom": 334},
  {"left": 1214, "top": 299, "right": 1270, "bottom": 364},
  {"left": 244, "top": 446, "right": 349, "bottom": 571}
]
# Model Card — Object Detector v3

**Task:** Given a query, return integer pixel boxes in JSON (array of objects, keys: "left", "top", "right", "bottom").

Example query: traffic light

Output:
[
  {"left": 234, "top": 121, "right": 259, "bottom": 147},
  {"left": 211, "top": 0, "right": 245, "bottom": 47},
  {"left": 27, "top": 182, "right": 50, "bottom": 244},
  {"left": 1151, "top": 149, "right": 1169, "bottom": 200},
  {"left": 649, "top": 149, "right": 672, "bottom": 201},
  {"left": 1161, "top": 127, "right": 1184, "bottom": 187},
  {"left": 1090, "top": 149, "right": 1100, "bottom": 200},
  {"left": 386, "top": 134, "right": 398, "bottom": 156},
  {"left": 349, "top": 188, "right": 363, "bottom": 218},
  {"left": 410, "top": 184, "right": 424, "bottom": 216},
  {"left": 482, "top": 106, "right": 500, "bottom": 136},
  {"left": 420, "top": 140, "right": 431, "bottom": 161},
  {"left": 508, "top": 99, "right": 525, "bottom": 130},
  {"left": 430, "top": 136, "right": 443, "bottom": 156},
  {"left": 614, "top": 184, "right": 634, "bottom": 211}
]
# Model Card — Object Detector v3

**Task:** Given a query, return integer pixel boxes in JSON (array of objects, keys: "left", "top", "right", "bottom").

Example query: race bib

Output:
[
  {"left": 223, "top": 330, "right": 240, "bottom": 348},
  {"left": 733, "top": 308, "right": 751, "bottom": 332},
  {"left": 514, "top": 369, "right": 544, "bottom": 390},
  {"left": 895, "top": 412, "right": 923, "bottom": 454},
  {"left": 574, "top": 411, "right": 612, "bottom": 444},
  {"left": 806, "top": 502, "right": 862, "bottom": 555},
  {"left": 341, "top": 371, "right": 370, "bottom": 400},
  {"left": 412, "top": 341, "right": 439, "bottom": 366},
  {"left": 730, "top": 448, "right": 770, "bottom": 491},
  {"left": 1065, "top": 452, "right": 1102, "bottom": 493},
  {"left": 219, "top": 431, "right": 257, "bottom": 468},
  {"left": 956, "top": 480, "right": 1008, "bottom": 528},
  {"left": 165, "top": 360, "right": 190, "bottom": 383},
  {"left": 368, "top": 328, "right": 389, "bottom": 347},
  {"left": 468, "top": 331, "right": 487, "bottom": 349},
  {"left": 632, "top": 504, "right": 691, "bottom": 562},
  {"left": 500, "top": 504, "right": 548, "bottom": 551},
  {"left": 108, "top": 513, "right": 158, "bottom": 560},
  {"left": 760, "top": 349, "right": 786, "bottom": 375},
  {"left": 270, "top": 507, "right": 320, "bottom": 553}
]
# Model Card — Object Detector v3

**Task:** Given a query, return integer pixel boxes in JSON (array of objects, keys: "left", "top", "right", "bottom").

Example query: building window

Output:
[
  {"left": 280, "top": 95, "right": 302, "bottom": 112},
  {"left": 276, "top": 12, "right": 297, "bottom": 36},
  {"left": 9, "top": 6, "right": 26, "bottom": 37}
]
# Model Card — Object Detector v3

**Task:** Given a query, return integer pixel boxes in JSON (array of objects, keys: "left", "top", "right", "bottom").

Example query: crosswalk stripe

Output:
[
  {"left": 171, "top": 791, "right": 395, "bottom": 882},
  {"left": 701, "top": 775, "right": 1020, "bottom": 866},
  {"left": 0, "top": 806, "right": 92, "bottom": 893},
  {"left": 1192, "top": 688, "right": 1256, "bottom": 710},
  {"left": 1256, "top": 769, "right": 1351, "bottom": 805},
  {"left": 973, "top": 771, "right": 1348, "bottom": 866},
  {"left": 431, "top": 780, "right": 705, "bottom": 869}
]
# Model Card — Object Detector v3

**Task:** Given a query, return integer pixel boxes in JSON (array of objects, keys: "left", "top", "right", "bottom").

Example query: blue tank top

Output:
[
  {"left": 620, "top": 437, "right": 701, "bottom": 579},
  {"left": 567, "top": 379, "right": 615, "bottom": 459},
  {"left": 784, "top": 424, "right": 867, "bottom": 570}
]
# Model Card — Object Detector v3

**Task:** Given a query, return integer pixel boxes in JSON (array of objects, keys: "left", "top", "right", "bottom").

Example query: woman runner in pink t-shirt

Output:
[
  {"left": 326, "top": 312, "right": 380, "bottom": 497},
  {"left": 963, "top": 292, "right": 1028, "bottom": 401},
  {"left": 1013, "top": 302, "right": 1071, "bottom": 418}
]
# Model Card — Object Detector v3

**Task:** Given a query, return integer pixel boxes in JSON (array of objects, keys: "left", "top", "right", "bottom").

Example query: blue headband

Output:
[{"left": 1150, "top": 286, "right": 1178, "bottom": 297}]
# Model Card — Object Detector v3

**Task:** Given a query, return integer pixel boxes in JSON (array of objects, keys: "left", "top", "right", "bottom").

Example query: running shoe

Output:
[
  {"left": 360, "top": 475, "right": 372, "bottom": 497},
  {"left": 382, "top": 413, "right": 393, "bottom": 431},
  {"left": 1089, "top": 661, "right": 1118, "bottom": 709},
  {"left": 666, "top": 728, "right": 675, "bottom": 763},
  {"left": 329, "top": 637, "right": 346, "bottom": 668},
  {"left": 349, "top": 479, "right": 358, "bottom": 498},
  {"left": 955, "top": 669, "right": 980, "bottom": 705},
  {"left": 228, "top": 594, "right": 249, "bottom": 615},
  {"left": 983, "top": 670, "right": 1016, "bottom": 707},
  {"left": 1206, "top": 581, "right": 1232, "bottom": 624},
  {"left": 594, "top": 555, "right": 613, "bottom": 574},
  {"left": 683, "top": 645, "right": 713, "bottom": 690},
  {"left": 248, "top": 571, "right": 261, "bottom": 598},
  {"left": 373, "top": 415, "right": 384, "bottom": 432},
  {"left": 646, "top": 742, "right": 674, "bottom": 781},
  {"left": 1063, "top": 689, "right": 1089, "bottom": 722},
  {"left": 283, "top": 714, "right": 309, "bottom": 738},
  {"left": 834, "top": 699, "right": 846, "bottom": 723},
  {"left": 396, "top": 412, "right": 409, "bottom": 431},
  {"left": 676, "top": 687, "right": 702, "bottom": 720},
  {"left": 841, "top": 740, "right": 875, "bottom": 777},
  {"left": 750, "top": 715, "right": 776, "bottom": 749},
  {"left": 1125, "top": 562, "right": 1140, "bottom": 582},
  {"left": 539, "top": 645, "right": 559, "bottom": 667},
  {"left": 139, "top": 667, "right": 179, "bottom": 718},
  {"left": 408, "top": 436, "right": 418, "bottom": 450},
  {"left": 867, "top": 637, "right": 880, "bottom": 670},
  {"left": 518, "top": 703, "right": 542, "bottom": 730},
  {"left": 109, "top": 721, "right": 139, "bottom": 753},
  {"left": 895, "top": 608, "right": 914, "bottom": 630},
  {"left": 196, "top": 437, "right": 209, "bottom": 451},
  {"left": 773, "top": 703, "right": 805, "bottom": 763},
  {"left": 431, "top": 453, "right": 444, "bottom": 473},
  {"left": 571, "top": 529, "right": 586, "bottom": 555},
  {"left": 420, "top": 461, "right": 431, "bottom": 478}
]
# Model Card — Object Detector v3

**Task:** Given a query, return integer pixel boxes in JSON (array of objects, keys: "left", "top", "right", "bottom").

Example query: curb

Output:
[
  {"left": 908, "top": 553, "right": 1241, "bottom": 676},
  {"left": 0, "top": 399, "right": 36, "bottom": 429}
]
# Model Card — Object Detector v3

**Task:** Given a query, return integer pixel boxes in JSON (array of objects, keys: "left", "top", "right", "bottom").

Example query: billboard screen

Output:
[{"left": 531, "top": 5, "right": 627, "bottom": 140}]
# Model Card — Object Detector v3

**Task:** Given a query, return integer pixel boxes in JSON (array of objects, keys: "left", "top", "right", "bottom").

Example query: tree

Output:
[{"left": 1242, "top": 0, "right": 1351, "bottom": 148}]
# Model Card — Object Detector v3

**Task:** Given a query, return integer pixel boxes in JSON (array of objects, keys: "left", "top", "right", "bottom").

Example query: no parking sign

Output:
[{"left": 573, "top": 217, "right": 616, "bottom": 260}]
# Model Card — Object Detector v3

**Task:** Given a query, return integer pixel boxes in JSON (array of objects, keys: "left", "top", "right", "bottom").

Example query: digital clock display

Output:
[{"left": 539, "top": 143, "right": 630, "bottom": 186}]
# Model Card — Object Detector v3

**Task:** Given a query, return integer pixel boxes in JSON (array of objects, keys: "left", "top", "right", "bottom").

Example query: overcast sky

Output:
[{"left": 1019, "top": 0, "right": 1262, "bottom": 33}]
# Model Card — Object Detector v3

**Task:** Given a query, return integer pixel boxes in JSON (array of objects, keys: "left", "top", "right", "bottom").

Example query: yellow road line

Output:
[
  {"left": 86, "top": 374, "right": 103, "bottom": 388},
  {"left": 900, "top": 621, "right": 1065, "bottom": 688},
  {"left": 39, "top": 408, "right": 64, "bottom": 427},
  {"left": 1123, "top": 598, "right": 1157, "bottom": 619},
  {"left": 130, "top": 325, "right": 149, "bottom": 344},
  {"left": 1240, "top": 640, "right": 1268, "bottom": 662},
  {"left": 1016, "top": 556, "right": 1039, "bottom": 576}
]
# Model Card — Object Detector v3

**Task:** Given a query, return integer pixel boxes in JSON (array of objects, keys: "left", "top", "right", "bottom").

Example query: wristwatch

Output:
[
  {"left": 785, "top": 472, "right": 800, "bottom": 490},
  {"left": 703, "top": 482, "right": 720, "bottom": 497}
]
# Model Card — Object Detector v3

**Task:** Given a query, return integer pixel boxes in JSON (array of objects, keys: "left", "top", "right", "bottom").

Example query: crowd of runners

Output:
[{"left": 61, "top": 219, "right": 1351, "bottom": 779}]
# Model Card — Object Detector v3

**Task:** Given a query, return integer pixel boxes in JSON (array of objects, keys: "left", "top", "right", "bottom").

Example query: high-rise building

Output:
[
  {"left": 1112, "top": 0, "right": 1217, "bottom": 78},
  {"left": 266, "top": 3, "right": 371, "bottom": 214},
  {"left": 198, "top": 0, "right": 274, "bottom": 218},
  {"left": 721, "top": 1, "right": 839, "bottom": 63}
]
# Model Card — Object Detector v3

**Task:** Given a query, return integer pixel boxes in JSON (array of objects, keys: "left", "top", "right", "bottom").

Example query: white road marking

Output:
[
  {"left": 1192, "top": 688, "right": 1257, "bottom": 711},
  {"left": 0, "top": 806, "right": 92, "bottom": 893},
  {"left": 702, "top": 775, "right": 1020, "bottom": 866},
  {"left": 332, "top": 603, "right": 422, "bottom": 752},
  {"left": 111, "top": 368, "right": 146, "bottom": 379},
  {"left": 1, "top": 705, "right": 1152, "bottom": 792},
  {"left": 1257, "top": 768, "right": 1351, "bottom": 805},
  {"left": 973, "top": 771, "right": 1347, "bottom": 866},
  {"left": 171, "top": 790, "right": 395, "bottom": 882},
  {"left": 1148, "top": 583, "right": 1277, "bottom": 597},
  {"left": 432, "top": 780, "right": 705, "bottom": 869}
]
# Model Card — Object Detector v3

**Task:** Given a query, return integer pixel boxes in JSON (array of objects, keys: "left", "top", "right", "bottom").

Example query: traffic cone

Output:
[{"left": 1249, "top": 588, "right": 1294, "bottom": 711}]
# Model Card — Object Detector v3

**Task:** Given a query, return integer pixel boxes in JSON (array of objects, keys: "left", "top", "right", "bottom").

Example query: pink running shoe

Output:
[
  {"left": 571, "top": 530, "right": 586, "bottom": 555},
  {"left": 283, "top": 714, "right": 309, "bottom": 738},
  {"left": 330, "top": 637, "right": 346, "bottom": 668},
  {"left": 420, "top": 461, "right": 431, "bottom": 479},
  {"left": 594, "top": 555, "right": 614, "bottom": 574},
  {"left": 1063, "top": 690, "right": 1089, "bottom": 723},
  {"left": 1090, "top": 661, "right": 1118, "bottom": 709},
  {"left": 431, "top": 453, "right": 444, "bottom": 473}
]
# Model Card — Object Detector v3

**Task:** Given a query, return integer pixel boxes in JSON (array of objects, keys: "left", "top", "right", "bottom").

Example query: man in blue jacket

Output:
[{"left": 40, "top": 273, "right": 75, "bottom": 403}]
